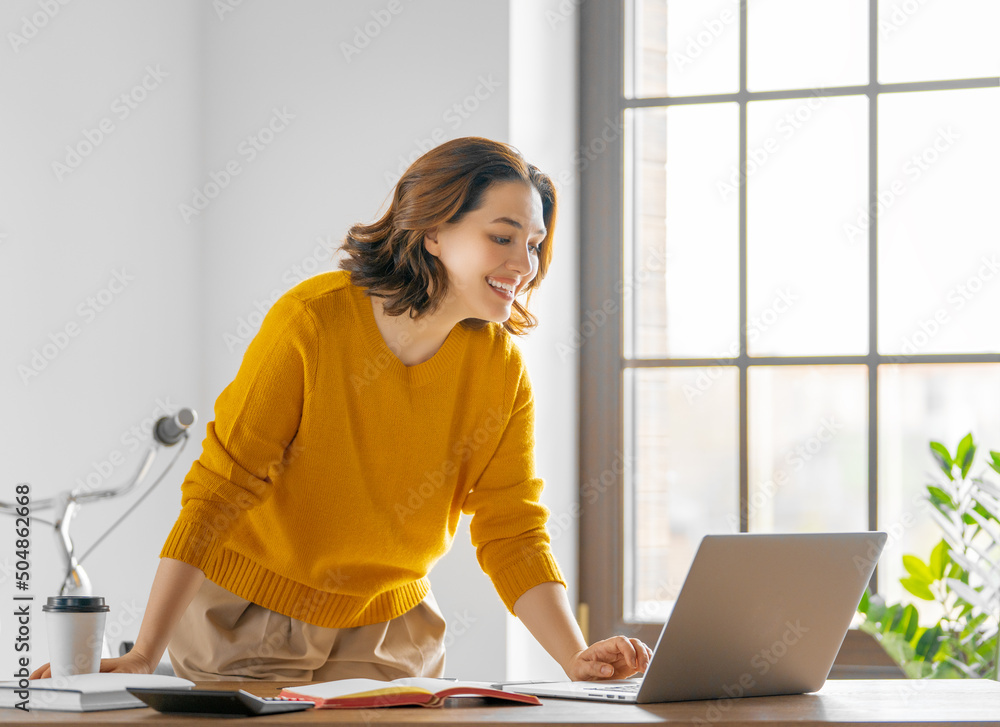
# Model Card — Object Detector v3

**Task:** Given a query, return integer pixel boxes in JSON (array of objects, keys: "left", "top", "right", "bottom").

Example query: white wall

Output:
[
  {"left": 0, "top": 0, "right": 579, "bottom": 681},
  {"left": 0, "top": 0, "right": 204, "bottom": 677},
  {"left": 506, "top": 0, "right": 581, "bottom": 680}
]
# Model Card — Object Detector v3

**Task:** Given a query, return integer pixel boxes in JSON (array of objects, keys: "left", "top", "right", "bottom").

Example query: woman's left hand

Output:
[{"left": 566, "top": 636, "right": 653, "bottom": 680}]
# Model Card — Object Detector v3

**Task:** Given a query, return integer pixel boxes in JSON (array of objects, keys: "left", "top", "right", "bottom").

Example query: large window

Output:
[{"left": 579, "top": 0, "right": 1000, "bottom": 652}]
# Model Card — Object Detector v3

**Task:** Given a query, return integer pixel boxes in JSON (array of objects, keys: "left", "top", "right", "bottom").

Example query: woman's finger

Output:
[
  {"left": 29, "top": 663, "right": 51, "bottom": 680},
  {"left": 614, "top": 635, "right": 639, "bottom": 668},
  {"left": 632, "top": 639, "right": 651, "bottom": 671}
]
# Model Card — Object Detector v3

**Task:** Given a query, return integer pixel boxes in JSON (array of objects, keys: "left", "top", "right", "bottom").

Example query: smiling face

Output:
[{"left": 423, "top": 180, "right": 547, "bottom": 324}]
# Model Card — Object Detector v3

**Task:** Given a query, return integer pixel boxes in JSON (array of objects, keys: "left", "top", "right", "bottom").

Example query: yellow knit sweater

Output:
[{"left": 160, "top": 270, "right": 565, "bottom": 628}]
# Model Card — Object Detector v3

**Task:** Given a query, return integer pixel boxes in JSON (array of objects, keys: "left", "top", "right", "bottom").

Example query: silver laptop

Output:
[{"left": 500, "top": 531, "right": 887, "bottom": 704}]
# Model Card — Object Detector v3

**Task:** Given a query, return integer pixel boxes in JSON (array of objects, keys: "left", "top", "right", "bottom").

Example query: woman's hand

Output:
[
  {"left": 566, "top": 635, "right": 653, "bottom": 681},
  {"left": 29, "top": 649, "right": 156, "bottom": 680}
]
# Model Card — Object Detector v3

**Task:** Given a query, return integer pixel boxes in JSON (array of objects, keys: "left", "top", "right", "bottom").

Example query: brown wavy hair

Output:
[{"left": 339, "top": 136, "right": 557, "bottom": 335}]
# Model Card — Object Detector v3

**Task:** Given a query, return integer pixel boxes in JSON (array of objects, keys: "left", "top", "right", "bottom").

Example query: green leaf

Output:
[
  {"left": 906, "top": 660, "right": 935, "bottom": 678},
  {"left": 930, "top": 441, "right": 955, "bottom": 480},
  {"left": 900, "top": 576, "right": 935, "bottom": 601},
  {"left": 972, "top": 502, "right": 999, "bottom": 526},
  {"left": 943, "top": 655, "right": 982, "bottom": 678},
  {"left": 902, "top": 554, "right": 935, "bottom": 583},
  {"left": 926, "top": 486, "right": 956, "bottom": 511},
  {"left": 934, "top": 661, "right": 967, "bottom": 679},
  {"left": 859, "top": 619, "right": 880, "bottom": 638},
  {"left": 944, "top": 560, "right": 965, "bottom": 581},
  {"left": 915, "top": 624, "right": 943, "bottom": 660},
  {"left": 878, "top": 630, "right": 917, "bottom": 668},
  {"left": 967, "top": 505, "right": 998, "bottom": 536},
  {"left": 976, "top": 639, "right": 998, "bottom": 660},
  {"left": 988, "top": 450, "right": 1000, "bottom": 477},
  {"left": 962, "top": 612, "right": 989, "bottom": 639},
  {"left": 962, "top": 447, "right": 978, "bottom": 480},
  {"left": 858, "top": 588, "right": 870, "bottom": 615},
  {"left": 956, "top": 433, "right": 976, "bottom": 479},
  {"left": 900, "top": 604, "right": 919, "bottom": 642},
  {"left": 866, "top": 593, "right": 887, "bottom": 624},
  {"left": 930, "top": 540, "right": 950, "bottom": 579},
  {"left": 886, "top": 604, "right": 904, "bottom": 631}
]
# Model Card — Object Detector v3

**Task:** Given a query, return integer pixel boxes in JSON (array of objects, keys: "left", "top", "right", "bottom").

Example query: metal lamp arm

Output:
[
  {"left": 0, "top": 447, "right": 159, "bottom": 518},
  {"left": 71, "top": 447, "right": 159, "bottom": 503},
  {"left": 1, "top": 406, "right": 197, "bottom": 598}
]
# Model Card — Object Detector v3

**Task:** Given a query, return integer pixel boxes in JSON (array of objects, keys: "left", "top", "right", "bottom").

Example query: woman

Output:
[{"left": 31, "top": 136, "right": 651, "bottom": 682}]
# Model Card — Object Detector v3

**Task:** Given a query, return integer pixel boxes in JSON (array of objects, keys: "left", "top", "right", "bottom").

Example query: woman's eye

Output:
[{"left": 493, "top": 235, "right": 540, "bottom": 254}]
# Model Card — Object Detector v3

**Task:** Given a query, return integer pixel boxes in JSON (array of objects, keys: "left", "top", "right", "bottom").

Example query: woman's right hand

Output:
[{"left": 29, "top": 649, "right": 156, "bottom": 680}]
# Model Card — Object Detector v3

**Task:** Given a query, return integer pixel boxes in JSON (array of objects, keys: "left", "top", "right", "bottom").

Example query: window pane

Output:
[
  {"left": 748, "top": 366, "right": 869, "bottom": 533},
  {"left": 878, "top": 0, "right": 1000, "bottom": 84},
  {"left": 877, "top": 364, "right": 1000, "bottom": 621},
  {"left": 635, "top": 0, "right": 740, "bottom": 98},
  {"left": 631, "top": 104, "right": 739, "bottom": 359},
  {"left": 748, "top": 0, "right": 868, "bottom": 92},
  {"left": 627, "top": 367, "right": 739, "bottom": 621},
  {"left": 747, "top": 96, "right": 869, "bottom": 356},
  {"left": 877, "top": 88, "right": 1000, "bottom": 354}
]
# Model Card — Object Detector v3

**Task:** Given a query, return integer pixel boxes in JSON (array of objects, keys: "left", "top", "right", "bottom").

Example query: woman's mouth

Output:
[{"left": 486, "top": 277, "right": 516, "bottom": 301}]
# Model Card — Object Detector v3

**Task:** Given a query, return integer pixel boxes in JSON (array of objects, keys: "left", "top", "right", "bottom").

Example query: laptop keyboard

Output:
[{"left": 585, "top": 683, "right": 640, "bottom": 692}]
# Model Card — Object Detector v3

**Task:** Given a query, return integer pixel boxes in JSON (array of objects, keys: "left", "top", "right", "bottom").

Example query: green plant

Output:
[{"left": 857, "top": 434, "right": 1000, "bottom": 679}]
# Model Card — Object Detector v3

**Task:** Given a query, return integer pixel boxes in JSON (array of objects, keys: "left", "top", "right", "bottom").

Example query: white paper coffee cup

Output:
[{"left": 43, "top": 596, "right": 110, "bottom": 678}]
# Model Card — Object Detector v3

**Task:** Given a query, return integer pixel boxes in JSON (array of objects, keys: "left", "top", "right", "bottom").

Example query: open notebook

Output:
[{"left": 280, "top": 677, "right": 540, "bottom": 708}]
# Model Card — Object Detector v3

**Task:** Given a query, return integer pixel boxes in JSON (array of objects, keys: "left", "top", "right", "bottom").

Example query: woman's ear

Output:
[{"left": 423, "top": 228, "right": 441, "bottom": 257}]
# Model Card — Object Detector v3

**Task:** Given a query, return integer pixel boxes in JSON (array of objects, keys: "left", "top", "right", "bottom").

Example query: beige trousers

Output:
[{"left": 167, "top": 579, "right": 447, "bottom": 681}]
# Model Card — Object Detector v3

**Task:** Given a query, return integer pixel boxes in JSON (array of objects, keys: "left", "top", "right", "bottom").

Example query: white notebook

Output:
[{"left": 0, "top": 672, "right": 194, "bottom": 712}]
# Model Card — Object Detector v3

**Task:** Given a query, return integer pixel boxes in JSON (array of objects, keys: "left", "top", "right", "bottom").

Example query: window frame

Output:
[{"left": 577, "top": 0, "right": 1000, "bottom": 663}]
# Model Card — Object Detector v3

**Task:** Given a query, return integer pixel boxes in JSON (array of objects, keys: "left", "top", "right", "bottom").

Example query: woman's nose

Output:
[{"left": 507, "top": 243, "right": 533, "bottom": 275}]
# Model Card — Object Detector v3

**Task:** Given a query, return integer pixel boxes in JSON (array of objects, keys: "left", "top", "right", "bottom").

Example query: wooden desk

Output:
[{"left": 4, "top": 679, "right": 1000, "bottom": 726}]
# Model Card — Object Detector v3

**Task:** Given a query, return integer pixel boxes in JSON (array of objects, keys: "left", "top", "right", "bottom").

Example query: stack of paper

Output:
[{"left": 0, "top": 673, "right": 195, "bottom": 712}]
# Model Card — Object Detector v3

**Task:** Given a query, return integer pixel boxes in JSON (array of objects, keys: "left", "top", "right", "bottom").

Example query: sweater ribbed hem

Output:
[
  {"left": 492, "top": 551, "right": 567, "bottom": 614},
  {"left": 162, "top": 539, "right": 431, "bottom": 629}
]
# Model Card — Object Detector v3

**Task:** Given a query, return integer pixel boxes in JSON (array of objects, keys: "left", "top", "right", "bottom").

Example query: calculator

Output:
[{"left": 126, "top": 687, "right": 315, "bottom": 716}]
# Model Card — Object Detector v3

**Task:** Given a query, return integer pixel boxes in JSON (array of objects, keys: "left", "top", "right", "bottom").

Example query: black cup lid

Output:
[{"left": 42, "top": 596, "right": 110, "bottom": 613}]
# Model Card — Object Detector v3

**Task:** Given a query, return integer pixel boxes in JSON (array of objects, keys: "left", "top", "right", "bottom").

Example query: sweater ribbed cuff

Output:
[
  {"left": 159, "top": 515, "right": 223, "bottom": 573},
  {"left": 492, "top": 551, "right": 566, "bottom": 614}
]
